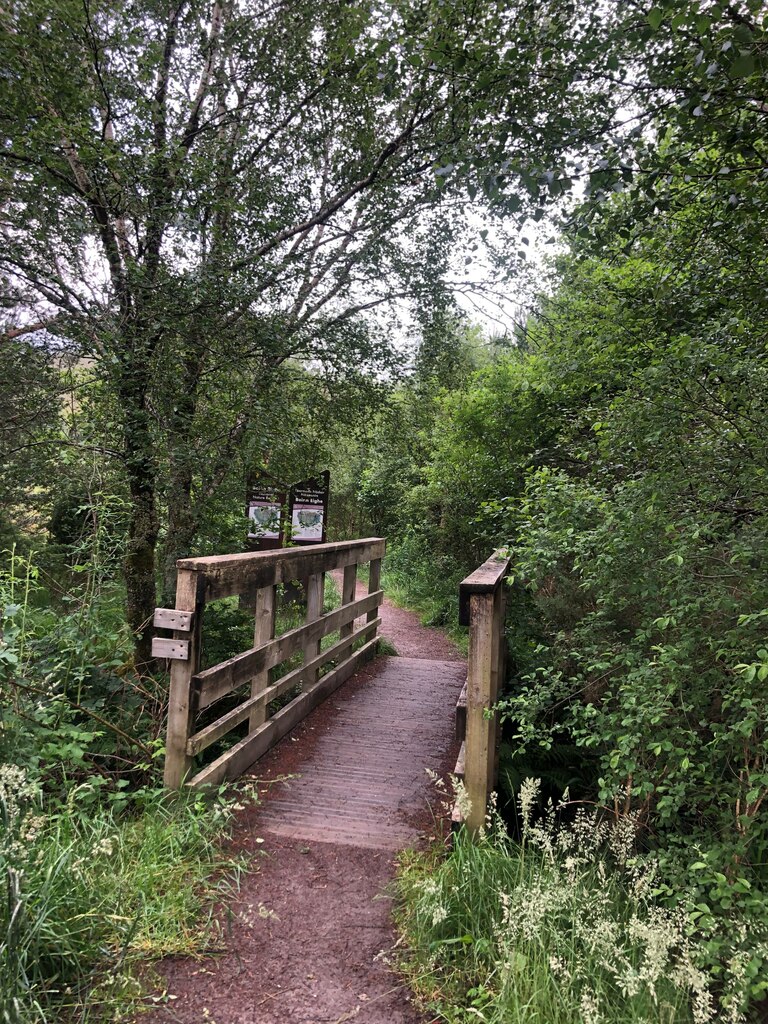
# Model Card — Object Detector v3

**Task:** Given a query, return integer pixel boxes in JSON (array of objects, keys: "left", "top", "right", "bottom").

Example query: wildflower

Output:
[
  {"left": 608, "top": 812, "right": 638, "bottom": 865},
  {"left": 431, "top": 905, "right": 448, "bottom": 926},
  {"left": 549, "top": 954, "right": 571, "bottom": 980},
  {"left": 453, "top": 778, "right": 473, "bottom": 822},
  {"left": 580, "top": 987, "right": 601, "bottom": 1024},
  {"left": 91, "top": 835, "right": 117, "bottom": 858},
  {"left": 518, "top": 777, "right": 541, "bottom": 833}
]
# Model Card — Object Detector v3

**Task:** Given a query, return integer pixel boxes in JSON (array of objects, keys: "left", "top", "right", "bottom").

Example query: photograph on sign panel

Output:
[
  {"left": 248, "top": 501, "right": 281, "bottom": 539},
  {"left": 291, "top": 503, "right": 323, "bottom": 541}
]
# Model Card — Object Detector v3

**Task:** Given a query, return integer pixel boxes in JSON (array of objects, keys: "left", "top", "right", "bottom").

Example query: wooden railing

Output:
[
  {"left": 157, "top": 538, "right": 385, "bottom": 789},
  {"left": 454, "top": 549, "right": 511, "bottom": 831}
]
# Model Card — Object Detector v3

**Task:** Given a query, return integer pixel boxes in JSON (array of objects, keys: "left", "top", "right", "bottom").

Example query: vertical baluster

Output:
[
  {"left": 249, "top": 585, "right": 276, "bottom": 731},
  {"left": 339, "top": 563, "right": 357, "bottom": 642},
  {"left": 303, "top": 571, "right": 324, "bottom": 688}
]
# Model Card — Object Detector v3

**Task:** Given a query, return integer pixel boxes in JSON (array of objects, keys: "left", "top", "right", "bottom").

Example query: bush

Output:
[{"left": 396, "top": 781, "right": 758, "bottom": 1023}]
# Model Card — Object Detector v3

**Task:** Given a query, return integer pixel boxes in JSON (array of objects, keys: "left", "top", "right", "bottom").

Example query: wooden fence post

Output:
[
  {"left": 464, "top": 591, "right": 496, "bottom": 831},
  {"left": 367, "top": 556, "right": 382, "bottom": 656},
  {"left": 163, "top": 568, "right": 202, "bottom": 788},
  {"left": 339, "top": 563, "right": 357, "bottom": 641},
  {"left": 458, "top": 550, "right": 510, "bottom": 832},
  {"left": 303, "top": 572, "right": 324, "bottom": 688},
  {"left": 249, "top": 585, "right": 276, "bottom": 731}
]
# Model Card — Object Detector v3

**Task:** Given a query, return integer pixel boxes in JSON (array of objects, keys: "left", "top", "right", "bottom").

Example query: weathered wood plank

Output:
[
  {"left": 187, "top": 636, "right": 380, "bottom": 789},
  {"left": 153, "top": 608, "right": 194, "bottom": 631},
  {"left": 464, "top": 591, "right": 495, "bottom": 831},
  {"left": 151, "top": 637, "right": 190, "bottom": 661},
  {"left": 177, "top": 538, "right": 385, "bottom": 601},
  {"left": 367, "top": 558, "right": 382, "bottom": 626},
  {"left": 195, "top": 589, "right": 383, "bottom": 709},
  {"left": 249, "top": 585, "right": 276, "bottom": 732},
  {"left": 339, "top": 563, "right": 357, "bottom": 641},
  {"left": 163, "top": 569, "right": 203, "bottom": 788},
  {"left": 458, "top": 549, "right": 510, "bottom": 626},
  {"left": 303, "top": 572, "right": 324, "bottom": 689},
  {"left": 490, "top": 586, "right": 505, "bottom": 788},
  {"left": 455, "top": 679, "right": 467, "bottom": 741},
  {"left": 454, "top": 740, "right": 466, "bottom": 780},
  {"left": 186, "top": 619, "right": 381, "bottom": 756}
]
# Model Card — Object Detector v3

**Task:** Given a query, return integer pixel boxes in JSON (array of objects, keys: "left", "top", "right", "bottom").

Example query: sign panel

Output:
[
  {"left": 246, "top": 473, "right": 287, "bottom": 549},
  {"left": 289, "top": 471, "right": 329, "bottom": 545}
]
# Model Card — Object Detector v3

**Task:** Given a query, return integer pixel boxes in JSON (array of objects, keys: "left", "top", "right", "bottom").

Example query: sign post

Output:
[{"left": 289, "top": 471, "right": 330, "bottom": 546}]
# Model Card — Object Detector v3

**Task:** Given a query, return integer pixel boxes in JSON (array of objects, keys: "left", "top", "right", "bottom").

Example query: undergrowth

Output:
[
  {"left": 396, "top": 780, "right": 759, "bottom": 1024},
  {"left": 0, "top": 766, "right": 248, "bottom": 1024},
  {"left": 382, "top": 535, "right": 468, "bottom": 654}
]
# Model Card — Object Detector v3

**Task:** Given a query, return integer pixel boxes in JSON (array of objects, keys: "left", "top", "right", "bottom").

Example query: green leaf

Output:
[
  {"left": 647, "top": 8, "right": 664, "bottom": 30},
  {"left": 730, "top": 53, "right": 755, "bottom": 77}
]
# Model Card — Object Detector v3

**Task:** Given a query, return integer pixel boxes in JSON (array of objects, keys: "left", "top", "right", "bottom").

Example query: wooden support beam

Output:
[
  {"left": 163, "top": 569, "right": 203, "bottom": 788},
  {"left": 455, "top": 679, "right": 467, "bottom": 742},
  {"left": 249, "top": 585, "right": 276, "bottom": 732},
  {"left": 367, "top": 558, "right": 381, "bottom": 624},
  {"left": 339, "top": 563, "right": 357, "bottom": 641},
  {"left": 303, "top": 572, "right": 324, "bottom": 689},
  {"left": 464, "top": 591, "right": 496, "bottom": 831},
  {"left": 177, "top": 538, "right": 385, "bottom": 602}
]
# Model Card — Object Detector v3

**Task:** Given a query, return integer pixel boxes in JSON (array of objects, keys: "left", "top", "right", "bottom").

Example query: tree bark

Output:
[
  {"left": 119, "top": 351, "right": 160, "bottom": 671},
  {"left": 161, "top": 466, "right": 197, "bottom": 608}
]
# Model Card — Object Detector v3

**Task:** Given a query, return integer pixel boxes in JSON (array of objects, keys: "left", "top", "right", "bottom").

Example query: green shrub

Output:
[{"left": 396, "top": 781, "right": 757, "bottom": 1023}]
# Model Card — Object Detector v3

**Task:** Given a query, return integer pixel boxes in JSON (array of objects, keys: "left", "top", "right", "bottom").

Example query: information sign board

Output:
[
  {"left": 246, "top": 473, "right": 287, "bottom": 550},
  {"left": 289, "top": 471, "right": 329, "bottom": 545}
]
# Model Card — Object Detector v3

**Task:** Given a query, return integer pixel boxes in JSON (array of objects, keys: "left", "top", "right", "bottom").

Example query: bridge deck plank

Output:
[{"left": 249, "top": 656, "right": 466, "bottom": 849}]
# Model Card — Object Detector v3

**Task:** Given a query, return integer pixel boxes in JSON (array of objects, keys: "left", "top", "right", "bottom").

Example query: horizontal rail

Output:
[
  {"left": 458, "top": 549, "right": 511, "bottom": 626},
  {"left": 178, "top": 538, "right": 385, "bottom": 601},
  {"left": 195, "top": 589, "right": 383, "bottom": 709},
  {"left": 186, "top": 618, "right": 381, "bottom": 756}
]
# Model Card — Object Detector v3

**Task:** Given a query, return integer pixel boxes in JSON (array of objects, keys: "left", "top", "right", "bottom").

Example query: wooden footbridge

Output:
[{"left": 156, "top": 538, "right": 510, "bottom": 836}]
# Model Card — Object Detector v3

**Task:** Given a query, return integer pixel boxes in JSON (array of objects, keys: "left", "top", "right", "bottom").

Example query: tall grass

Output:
[
  {"left": 382, "top": 535, "right": 468, "bottom": 651},
  {"left": 395, "top": 781, "right": 738, "bottom": 1024},
  {"left": 0, "top": 767, "right": 245, "bottom": 1023}
]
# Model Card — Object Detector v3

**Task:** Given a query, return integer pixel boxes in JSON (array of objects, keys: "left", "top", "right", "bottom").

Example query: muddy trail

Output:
[{"left": 141, "top": 578, "right": 465, "bottom": 1024}]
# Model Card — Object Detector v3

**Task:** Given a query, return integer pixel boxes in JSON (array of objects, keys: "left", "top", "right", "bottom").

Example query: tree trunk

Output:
[
  {"left": 119, "top": 352, "right": 160, "bottom": 671},
  {"left": 124, "top": 475, "right": 159, "bottom": 670},
  {"left": 161, "top": 466, "right": 197, "bottom": 608}
]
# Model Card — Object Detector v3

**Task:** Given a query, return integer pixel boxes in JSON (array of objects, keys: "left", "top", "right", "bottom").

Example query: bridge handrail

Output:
[
  {"left": 158, "top": 538, "right": 385, "bottom": 788},
  {"left": 457, "top": 549, "right": 511, "bottom": 831}
]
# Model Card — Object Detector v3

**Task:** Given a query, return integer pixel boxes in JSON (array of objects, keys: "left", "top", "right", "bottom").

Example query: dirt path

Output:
[{"left": 141, "top": 583, "right": 464, "bottom": 1024}]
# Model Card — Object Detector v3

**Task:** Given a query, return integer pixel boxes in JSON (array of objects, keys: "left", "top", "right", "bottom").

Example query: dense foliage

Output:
[{"left": 3, "top": 0, "right": 768, "bottom": 1019}]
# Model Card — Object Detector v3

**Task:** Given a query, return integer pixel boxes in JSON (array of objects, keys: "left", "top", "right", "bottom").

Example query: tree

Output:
[{"left": 0, "top": 0, "right": 634, "bottom": 664}]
